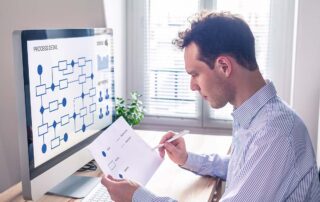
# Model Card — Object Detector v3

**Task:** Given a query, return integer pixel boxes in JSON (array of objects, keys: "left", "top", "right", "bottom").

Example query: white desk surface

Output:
[{"left": 0, "top": 130, "right": 232, "bottom": 202}]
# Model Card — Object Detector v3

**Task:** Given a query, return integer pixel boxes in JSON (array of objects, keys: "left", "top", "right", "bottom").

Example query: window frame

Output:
[{"left": 126, "top": 0, "right": 295, "bottom": 134}]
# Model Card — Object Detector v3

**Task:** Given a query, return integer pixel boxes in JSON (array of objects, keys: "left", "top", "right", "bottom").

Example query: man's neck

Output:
[{"left": 231, "top": 70, "right": 266, "bottom": 108}]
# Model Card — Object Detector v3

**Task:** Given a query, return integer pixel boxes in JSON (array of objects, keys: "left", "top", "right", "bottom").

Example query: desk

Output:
[{"left": 0, "top": 130, "right": 231, "bottom": 202}]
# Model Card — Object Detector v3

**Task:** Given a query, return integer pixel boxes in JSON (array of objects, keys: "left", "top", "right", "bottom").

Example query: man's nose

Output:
[{"left": 190, "top": 80, "right": 199, "bottom": 91}]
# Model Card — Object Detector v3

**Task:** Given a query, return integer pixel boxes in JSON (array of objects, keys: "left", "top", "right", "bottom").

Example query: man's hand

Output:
[
  {"left": 101, "top": 175, "right": 140, "bottom": 202},
  {"left": 158, "top": 131, "right": 188, "bottom": 166}
]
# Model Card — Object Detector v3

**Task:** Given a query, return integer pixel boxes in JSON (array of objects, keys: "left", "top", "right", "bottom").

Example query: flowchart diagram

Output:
[
  {"left": 88, "top": 117, "right": 163, "bottom": 185},
  {"left": 100, "top": 129, "right": 132, "bottom": 179},
  {"left": 27, "top": 34, "right": 114, "bottom": 167}
]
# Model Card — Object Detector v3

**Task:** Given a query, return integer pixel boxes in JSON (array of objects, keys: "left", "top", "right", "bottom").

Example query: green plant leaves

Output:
[{"left": 115, "top": 92, "right": 144, "bottom": 126}]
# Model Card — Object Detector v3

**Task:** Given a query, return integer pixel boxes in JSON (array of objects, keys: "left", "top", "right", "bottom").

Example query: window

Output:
[
  {"left": 207, "top": 0, "right": 271, "bottom": 123},
  {"left": 127, "top": 0, "right": 295, "bottom": 131},
  {"left": 145, "top": 0, "right": 199, "bottom": 119}
]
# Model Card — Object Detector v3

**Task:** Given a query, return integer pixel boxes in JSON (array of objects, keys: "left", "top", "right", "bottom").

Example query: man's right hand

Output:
[{"left": 158, "top": 131, "right": 188, "bottom": 166}]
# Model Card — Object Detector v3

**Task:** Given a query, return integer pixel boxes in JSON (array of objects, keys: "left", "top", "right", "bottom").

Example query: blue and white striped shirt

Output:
[{"left": 133, "top": 81, "right": 320, "bottom": 201}]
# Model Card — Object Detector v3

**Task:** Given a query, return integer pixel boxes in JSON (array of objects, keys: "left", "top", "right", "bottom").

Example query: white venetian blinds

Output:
[
  {"left": 143, "top": 0, "right": 200, "bottom": 118},
  {"left": 129, "top": 0, "right": 294, "bottom": 128}
]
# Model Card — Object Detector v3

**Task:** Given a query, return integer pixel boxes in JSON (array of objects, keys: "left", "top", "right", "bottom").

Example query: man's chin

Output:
[{"left": 209, "top": 101, "right": 227, "bottom": 109}]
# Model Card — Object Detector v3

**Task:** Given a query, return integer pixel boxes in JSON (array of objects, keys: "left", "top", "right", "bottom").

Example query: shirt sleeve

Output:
[
  {"left": 181, "top": 152, "right": 230, "bottom": 180},
  {"left": 220, "top": 134, "right": 293, "bottom": 202},
  {"left": 132, "top": 187, "right": 177, "bottom": 202}
]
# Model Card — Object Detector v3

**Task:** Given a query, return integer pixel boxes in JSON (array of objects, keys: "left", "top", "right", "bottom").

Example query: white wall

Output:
[
  {"left": 291, "top": 0, "right": 320, "bottom": 160},
  {"left": 104, "top": 0, "right": 127, "bottom": 99},
  {"left": 0, "top": 0, "right": 106, "bottom": 192}
]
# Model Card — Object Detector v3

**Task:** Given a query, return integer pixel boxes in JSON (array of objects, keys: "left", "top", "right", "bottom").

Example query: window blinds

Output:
[
  {"left": 143, "top": 0, "right": 272, "bottom": 121},
  {"left": 144, "top": 0, "right": 200, "bottom": 118}
]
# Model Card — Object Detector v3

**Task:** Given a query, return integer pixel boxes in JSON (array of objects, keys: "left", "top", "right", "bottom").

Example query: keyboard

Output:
[{"left": 82, "top": 182, "right": 113, "bottom": 202}]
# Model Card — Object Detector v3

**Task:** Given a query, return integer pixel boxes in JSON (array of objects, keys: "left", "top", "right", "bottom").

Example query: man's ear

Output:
[{"left": 216, "top": 56, "right": 232, "bottom": 77}]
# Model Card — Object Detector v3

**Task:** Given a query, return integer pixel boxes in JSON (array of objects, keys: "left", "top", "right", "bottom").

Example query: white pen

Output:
[{"left": 152, "top": 130, "right": 190, "bottom": 150}]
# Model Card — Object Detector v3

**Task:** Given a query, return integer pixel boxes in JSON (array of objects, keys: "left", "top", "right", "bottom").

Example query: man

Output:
[{"left": 102, "top": 11, "right": 320, "bottom": 201}]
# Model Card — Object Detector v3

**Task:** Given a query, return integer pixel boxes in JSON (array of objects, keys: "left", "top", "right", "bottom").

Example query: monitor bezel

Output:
[{"left": 15, "top": 28, "right": 115, "bottom": 200}]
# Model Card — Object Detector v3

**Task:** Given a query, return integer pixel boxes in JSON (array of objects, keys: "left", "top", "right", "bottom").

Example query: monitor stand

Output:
[{"left": 47, "top": 175, "right": 100, "bottom": 199}]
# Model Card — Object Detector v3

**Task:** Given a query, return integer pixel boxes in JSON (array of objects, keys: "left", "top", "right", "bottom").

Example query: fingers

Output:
[
  {"left": 159, "top": 147, "right": 165, "bottom": 158},
  {"left": 104, "top": 174, "right": 125, "bottom": 182},
  {"left": 165, "top": 142, "right": 188, "bottom": 165},
  {"left": 158, "top": 131, "right": 175, "bottom": 158},
  {"left": 107, "top": 175, "right": 123, "bottom": 182},
  {"left": 164, "top": 142, "right": 181, "bottom": 156},
  {"left": 101, "top": 175, "right": 122, "bottom": 187},
  {"left": 164, "top": 142, "right": 178, "bottom": 155},
  {"left": 101, "top": 175, "right": 111, "bottom": 187},
  {"left": 159, "top": 131, "right": 175, "bottom": 144}
]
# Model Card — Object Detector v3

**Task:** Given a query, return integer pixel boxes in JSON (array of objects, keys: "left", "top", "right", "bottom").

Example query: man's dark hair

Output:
[{"left": 173, "top": 11, "right": 258, "bottom": 70}]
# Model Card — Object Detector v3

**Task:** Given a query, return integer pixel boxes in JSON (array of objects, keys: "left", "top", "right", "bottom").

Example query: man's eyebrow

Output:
[{"left": 187, "top": 70, "right": 196, "bottom": 75}]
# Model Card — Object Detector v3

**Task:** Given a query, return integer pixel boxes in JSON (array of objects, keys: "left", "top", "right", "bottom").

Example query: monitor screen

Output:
[{"left": 15, "top": 28, "right": 115, "bottom": 200}]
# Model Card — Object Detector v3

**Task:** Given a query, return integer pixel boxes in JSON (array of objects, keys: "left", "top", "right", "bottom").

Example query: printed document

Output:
[{"left": 87, "top": 116, "right": 163, "bottom": 185}]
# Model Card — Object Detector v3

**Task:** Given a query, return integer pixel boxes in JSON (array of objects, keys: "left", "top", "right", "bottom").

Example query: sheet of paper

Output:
[{"left": 87, "top": 116, "right": 163, "bottom": 185}]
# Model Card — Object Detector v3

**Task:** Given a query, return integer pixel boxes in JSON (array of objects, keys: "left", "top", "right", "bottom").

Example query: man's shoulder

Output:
[{"left": 256, "top": 97, "right": 306, "bottom": 137}]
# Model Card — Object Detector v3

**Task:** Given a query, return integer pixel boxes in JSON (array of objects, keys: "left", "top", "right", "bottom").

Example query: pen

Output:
[{"left": 152, "top": 130, "right": 190, "bottom": 150}]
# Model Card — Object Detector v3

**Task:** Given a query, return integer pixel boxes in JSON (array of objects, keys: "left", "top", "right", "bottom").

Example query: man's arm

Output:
[
  {"left": 159, "top": 131, "right": 230, "bottom": 179},
  {"left": 181, "top": 152, "right": 230, "bottom": 180},
  {"left": 102, "top": 131, "right": 229, "bottom": 202}
]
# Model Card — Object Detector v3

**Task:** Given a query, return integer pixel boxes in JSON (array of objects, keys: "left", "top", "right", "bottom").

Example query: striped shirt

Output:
[{"left": 133, "top": 81, "right": 320, "bottom": 201}]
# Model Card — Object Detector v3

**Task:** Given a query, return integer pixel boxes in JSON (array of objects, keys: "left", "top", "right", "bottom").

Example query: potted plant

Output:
[{"left": 115, "top": 92, "right": 144, "bottom": 126}]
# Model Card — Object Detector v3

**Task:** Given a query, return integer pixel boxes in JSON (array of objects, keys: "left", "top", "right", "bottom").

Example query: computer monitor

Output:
[{"left": 13, "top": 28, "right": 115, "bottom": 200}]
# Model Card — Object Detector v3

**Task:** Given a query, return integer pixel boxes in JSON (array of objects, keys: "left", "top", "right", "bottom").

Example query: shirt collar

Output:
[{"left": 231, "top": 80, "right": 277, "bottom": 129}]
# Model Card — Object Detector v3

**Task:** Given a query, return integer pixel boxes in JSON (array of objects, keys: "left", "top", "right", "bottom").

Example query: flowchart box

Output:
[
  {"left": 63, "top": 63, "right": 73, "bottom": 75},
  {"left": 80, "top": 107, "right": 87, "bottom": 117},
  {"left": 59, "top": 79, "right": 68, "bottom": 90},
  {"left": 89, "top": 88, "right": 96, "bottom": 97},
  {"left": 38, "top": 123, "right": 48, "bottom": 136},
  {"left": 89, "top": 103, "right": 96, "bottom": 113},
  {"left": 49, "top": 100, "right": 58, "bottom": 112},
  {"left": 60, "top": 114, "right": 69, "bottom": 126},
  {"left": 51, "top": 137, "right": 60, "bottom": 149},
  {"left": 108, "top": 160, "right": 116, "bottom": 170},
  {"left": 36, "top": 84, "right": 46, "bottom": 96},
  {"left": 58, "top": 60, "right": 67, "bottom": 71},
  {"left": 78, "top": 74, "right": 86, "bottom": 84},
  {"left": 78, "top": 57, "right": 86, "bottom": 66}
]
